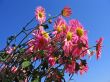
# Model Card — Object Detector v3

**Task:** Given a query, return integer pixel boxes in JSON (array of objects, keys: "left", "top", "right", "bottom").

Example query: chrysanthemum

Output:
[
  {"left": 79, "top": 64, "right": 88, "bottom": 75},
  {"left": 62, "top": 6, "right": 72, "bottom": 17},
  {"left": 53, "top": 16, "right": 67, "bottom": 42},
  {"left": 69, "top": 19, "right": 86, "bottom": 37},
  {"left": 6, "top": 46, "right": 14, "bottom": 54},
  {"left": 35, "top": 6, "right": 46, "bottom": 24},
  {"left": 11, "top": 66, "right": 18, "bottom": 73},
  {"left": 48, "top": 56, "right": 56, "bottom": 66},
  {"left": 27, "top": 29, "right": 50, "bottom": 53},
  {"left": 69, "top": 19, "right": 89, "bottom": 58},
  {"left": 63, "top": 26, "right": 78, "bottom": 57},
  {"left": 63, "top": 32, "right": 74, "bottom": 56},
  {"left": 96, "top": 37, "right": 103, "bottom": 59},
  {"left": 72, "top": 38, "right": 88, "bottom": 58},
  {"left": 54, "top": 16, "right": 67, "bottom": 33},
  {"left": 65, "top": 61, "right": 76, "bottom": 74}
]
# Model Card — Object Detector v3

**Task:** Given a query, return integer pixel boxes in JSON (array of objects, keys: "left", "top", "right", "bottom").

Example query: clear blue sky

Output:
[{"left": 0, "top": 0, "right": 110, "bottom": 82}]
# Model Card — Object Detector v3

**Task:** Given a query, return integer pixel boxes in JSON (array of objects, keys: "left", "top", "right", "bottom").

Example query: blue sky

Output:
[{"left": 0, "top": 0, "right": 110, "bottom": 82}]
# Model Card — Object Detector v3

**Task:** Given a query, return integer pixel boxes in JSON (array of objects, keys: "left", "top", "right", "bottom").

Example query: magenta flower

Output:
[
  {"left": 69, "top": 19, "right": 81, "bottom": 28},
  {"left": 69, "top": 19, "right": 87, "bottom": 37},
  {"left": 27, "top": 29, "right": 50, "bottom": 53},
  {"left": 6, "top": 46, "right": 14, "bottom": 54},
  {"left": 54, "top": 16, "right": 67, "bottom": 33},
  {"left": 96, "top": 37, "right": 103, "bottom": 59},
  {"left": 63, "top": 26, "right": 77, "bottom": 57},
  {"left": 48, "top": 56, "right": 56, "bottom": 66},
  {"left": 65, "top": 61, "right": 76, "bottom": 74},
  {"left": 72, "top": 38, "right": 89, "bottom": 58},
  {"left": 79, "top": 64, "right": 88, "bottom": 75},
  {"left": 69, "top": 19, "right": 89, "bottom": 57},
  {"left": 35, "top": 6, "right": 46, "bottom": 24},
  {"left": 63, "top": 40, "right": 73, "bottom": 57},
  {"left": 11, "top": 66, "right": 18, "bottom": 73}
]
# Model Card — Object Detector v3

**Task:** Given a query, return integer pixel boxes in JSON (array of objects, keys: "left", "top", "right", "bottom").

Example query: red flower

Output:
[
  {"left": 62, "top": 6, "right": 72, "bottom": 17},
  {"left": 96, "top": 37, "right": 103, "bottom": 59}
]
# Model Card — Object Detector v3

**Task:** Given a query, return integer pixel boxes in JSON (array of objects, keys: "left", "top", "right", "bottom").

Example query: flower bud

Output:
[{"left": 62, "top": 6, "right": 72, "bottom": 17}]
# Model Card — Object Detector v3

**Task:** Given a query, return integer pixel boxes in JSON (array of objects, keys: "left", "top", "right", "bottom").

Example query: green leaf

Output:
[
  {"left": 19, "top": 48, "right": 25, "bottom": 53},
  {"left": 32, "top": 78, "right": 39, "bottom": 82},
  {"left": 22, "top": 61, "right": 31, "bottom": 68},
  {"left": 0, "top": 55, "right": 9, "bottom": 62},
  {"left": 39, "top": 50, "right": 44, "bottom": 56}
]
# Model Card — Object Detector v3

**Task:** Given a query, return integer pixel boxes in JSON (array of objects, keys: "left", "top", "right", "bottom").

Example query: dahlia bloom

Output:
[
  {"left": 79, "top": 64, "right": 88, "bottom": 75},
  {"left": 69, "top": 19, "right": 81, "bottom": 28},
  {"left": 63, "top": 27, "right": 77, "bottom": 56},
  {"left": 27, "top": 39, "right": 36, "bottom": 53},
  {"left": 69, "top": 19, "right": 89, "bottom": 57},
  {"left": 48, "top": 56, "right": 56, "bottom": 66},
  {"left": 35, "top": 6, "right": 46, "bottom": 24},
  {"left": 69, "top": 19, "right": 87, "bottom": 37},
  {"left": 54, "top": 16, "right": 67, "bottom": 33},
  {"left": 72, "top": 37, "right": 89, "bottom": 58},
  {"left": 63, "top": 40, "right": 73, "bottom": 57},
  {"left": 62, "top": 6, "right": 72, "bottom": 17},
  {"left": 96, "top": 37, "right": 103, "bottom": 59},
  {"left": 6, "top": 46, "right": 14, "bottom": 54},
  {"left": 53, "top": 16, "right": 67, "bottom": 42},
  {"left": 65, "top": 61, "right": 76, "bottom": 74},
  {"left": 27, "top": 29, "right": 50, "bottom": 53},
  {"left": 11, "top": 66, "right": 18, "bottom": 73},
  {"left": 33, "top": 35, "right": 49, "bottom": 50}
]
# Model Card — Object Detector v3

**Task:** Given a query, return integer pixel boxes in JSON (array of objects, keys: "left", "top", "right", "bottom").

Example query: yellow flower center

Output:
[
  {"left": 42, "top": 32, "right": 49, "bottom": 39},
  {"left": 76, "top": 27, "right": 84, "bottom": 37},
  {"left": 39, "top": 13, "right": 43, "bottom": 18},
  {"left": 62, "top": 10, "right": 67, "bottom": 17},
  {"left": 62, "top": 24, "right": 66, "bottom": 30},
  {"left": 57, "top": 26, "right": 62, "bottom": 33},
  {"left": 66, "top": 32, "right": 72, "bottom": 41}
]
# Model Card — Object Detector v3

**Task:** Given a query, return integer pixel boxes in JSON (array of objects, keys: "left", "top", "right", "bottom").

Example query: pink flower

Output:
[
  {"left": 69, "top": 19, "right": 87, "bottom": 37},
  {"left": 62, "top": 22, "right": 78, "bottom": 56},
  {"left": 65, "top": 61, "right": 76, "bottom": 74},
  {"left": 69, "top": 19, "right": 81, "bottom": 28},
  {"left": 53, "top": 16, "right": 67, "bottom": 42},
  {"left": 63, "top": 28, "right": 77, "bottom": 56},
  {"left": 79, "top": 64, "right": 88, "bottom": 75},
  {"left": 11, "top": 66, "right": 18, "bottom": 73},
  {"left": 54, "top": 16, "right": 67, "bottom": 33},
  {"left": 6, "top": 47, "right": 14, "bottom": 54},
  {"left": 63, "top": 40, "right": 73, "bottom": 57},
  {"left": 27, "top": 39, "right": 36, "bottom": 53},
  {"left": 48, "top": 56, "right": 56, "bottom": 66},
  {"left": 96, "top": 37, "right": 103, "bottom": 59},
  {"left": 69, "top": 19, "right": 89, "bottom": 58},
  {"left": 35, "top": 6, "right": 46, "bottom": 24},
  {"left": 62, "top": 6, "right": 72, "bottom": 17},
  {"left": 72, "top": 38, "right": 89, "bottom": 58},
  {"left": 24, "top": 77, "right": 28, "bottom": 82},
  {"left": 27, "top": 28, "right": 51, "bottom": 53}
]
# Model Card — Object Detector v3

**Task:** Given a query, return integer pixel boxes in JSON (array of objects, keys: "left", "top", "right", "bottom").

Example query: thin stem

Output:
[
  {"left": 4, "top": 16, "right": 35, "bottom": 50},
  {"left": 68, "top": 74, "right": 74, "bottom": 82}
]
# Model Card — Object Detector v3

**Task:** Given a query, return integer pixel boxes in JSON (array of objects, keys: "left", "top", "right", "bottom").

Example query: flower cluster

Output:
[
  {"left": 28, "top": 6, "right": 103, "bottom": 75},
  {"left": 0, "top": 6, "right": 103, "bottom": 82}
]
